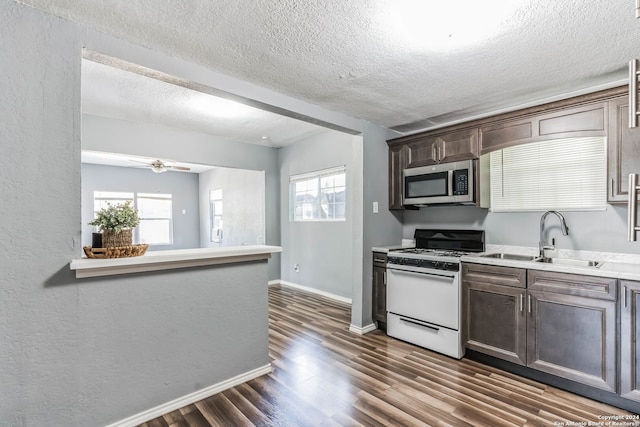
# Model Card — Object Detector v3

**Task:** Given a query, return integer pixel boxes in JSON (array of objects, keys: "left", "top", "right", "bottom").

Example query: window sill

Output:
[{"left": 70, "top": 245, "right": 282, "bottom": 279}]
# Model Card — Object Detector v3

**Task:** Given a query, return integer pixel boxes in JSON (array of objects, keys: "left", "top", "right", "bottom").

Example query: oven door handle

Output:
[
  {"left": 399, "top": 317, "right": 440, "bottom": 332},
  {"left": 386, "top": 265, "right": 457, "bottom": 279}
]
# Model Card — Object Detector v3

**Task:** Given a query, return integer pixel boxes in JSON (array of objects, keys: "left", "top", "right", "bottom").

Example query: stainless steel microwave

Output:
[{"left": 403, "top": 159, "right": 476, "bottom": 206}]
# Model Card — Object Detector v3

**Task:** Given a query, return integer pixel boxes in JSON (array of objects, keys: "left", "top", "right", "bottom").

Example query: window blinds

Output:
[{"left": 489, "top": 137, "right": 606, "bottom": 212}]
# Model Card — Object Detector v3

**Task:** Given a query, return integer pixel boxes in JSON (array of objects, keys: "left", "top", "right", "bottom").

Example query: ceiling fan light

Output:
[{"left": 151, "top": 165, "right": 166, "bottom": 173}]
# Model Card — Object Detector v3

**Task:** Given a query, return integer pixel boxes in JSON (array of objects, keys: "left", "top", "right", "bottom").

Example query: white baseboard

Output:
[
  {"left": 349, "top": 323, "right": 378, "bottom": 335},
  {"left": 105, "top": 364, "right": 272, "bottom": 427},
  {"left": 270, "top": 280, "right": 352, "bottom": 305}
]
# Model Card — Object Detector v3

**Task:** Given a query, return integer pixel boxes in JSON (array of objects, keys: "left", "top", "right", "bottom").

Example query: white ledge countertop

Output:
[{"left": 70, "top": 245, "right": 283, "bottom": 279}]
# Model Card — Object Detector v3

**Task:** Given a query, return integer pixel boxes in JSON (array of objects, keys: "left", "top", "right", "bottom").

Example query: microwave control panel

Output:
[{"left": 453, "top": 169, "right": 469, "bottom": 195}]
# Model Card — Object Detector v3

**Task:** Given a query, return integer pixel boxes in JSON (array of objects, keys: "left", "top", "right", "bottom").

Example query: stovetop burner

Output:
[{"left": 387, "top": 229, "right": 485, "bottom": 270}]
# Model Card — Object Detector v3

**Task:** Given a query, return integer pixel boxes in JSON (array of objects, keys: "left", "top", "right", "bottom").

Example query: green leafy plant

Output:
[{"left": 89, "top": 201, "right": 140, "bottom": 233}]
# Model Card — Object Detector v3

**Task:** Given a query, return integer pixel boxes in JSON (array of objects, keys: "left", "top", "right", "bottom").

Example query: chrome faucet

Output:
[{"left": 539, "top": 210, "right": 569, "bottom": 258}]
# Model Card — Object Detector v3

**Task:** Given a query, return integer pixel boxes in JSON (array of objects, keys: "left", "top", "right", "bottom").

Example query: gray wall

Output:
[
  {"left": 355, "top": 122, "right": 404, "bottom": 328},
  {"left": 403, "top": 205, "right": 639, "bottom": 254},
  {"left": 82, "top": 114, "right": 281, "bottom": 280},
  {"left": 199, "top": 167, "right": 266, "bottom": 248},
  {"left": 82, "top": 163, "right": 201, "bottom": 250},
  {"left": 0, "top": 2, "right": 308, "bottom": 425},
  {"left": 278, "top": 130, "right": 362, "bottom": 299}
]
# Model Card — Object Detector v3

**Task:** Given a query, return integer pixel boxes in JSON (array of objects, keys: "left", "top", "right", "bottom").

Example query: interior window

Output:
[
  {"left": 92, "top": 191, "right": 173, "bottom": 245},
  {"left": 209, "top": 189, "right": 223, "bottom": 243},
  {"left": 488, "top": 136, "right": 606, "bottom": 212},
  {"left": 290, "top": 166, "right": 346, "bottom": 221},
  {"left": 137, "top": 193, "right": 173, "bottom": 245}
]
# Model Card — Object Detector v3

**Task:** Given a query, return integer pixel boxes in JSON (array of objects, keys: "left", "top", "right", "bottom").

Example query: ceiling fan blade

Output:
[
  {"left": 129, "top": 159, "right": 153, "bottom": 165},
  {"left": 168, "top": 165, "right": 191, "bottom": 171}
]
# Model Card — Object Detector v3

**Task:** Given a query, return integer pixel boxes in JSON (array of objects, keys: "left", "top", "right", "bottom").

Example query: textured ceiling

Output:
[
  {"left": 17, "top": 0, "right": 640, "bottom": 135},
  {"left": 81, "top": 58, "right": 330, "bottom": 148}
]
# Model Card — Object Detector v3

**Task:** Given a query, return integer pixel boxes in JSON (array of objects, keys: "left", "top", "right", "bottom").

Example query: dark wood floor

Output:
[{"left": 141, "top": 284, "right": 634, "bottom": 427}]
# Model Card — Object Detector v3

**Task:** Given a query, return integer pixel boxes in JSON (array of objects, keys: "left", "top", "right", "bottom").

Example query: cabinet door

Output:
[
  {"left": 621, "top": 280, "right": 640, "bottom": 402},
  {"left": 388, "top": 143, "right": 406, "bottom": 210},
  {"left": 608, "top": 96, "right": 640, "bottom": 203},
  {"left": 372, "top": 264, "right": 387, "bottom": 326},
  {"left": 480, "top": 117, "right": 534, "bottom": 154},
  {"left": 464, "top": 281, "right": 527, "bottom": 365},
  {"left": 526, "top": 290, "right": 617, "bottom": 392},
  {"left": 406, "top": 138, "right": 438, "bottom": 168},
  {"left": 405, "top": 128, "right": 479, "bottom": 168},
  {"left": 439, "top": 128, "right": 479, "bottom": 163}
]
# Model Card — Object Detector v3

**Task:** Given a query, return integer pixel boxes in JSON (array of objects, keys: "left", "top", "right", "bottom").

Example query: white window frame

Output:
[
  {"left": 136, "top": 193, "right": 173, "bottom": 245},
  {"left": 290, "top": 166, "right": 346, "bottom": 222},
  {"left": 210, "top": 189, "right": 223, "bottom": 243},
  {"left": 92, "top": 191, "right": 174, "bottom": 246}
]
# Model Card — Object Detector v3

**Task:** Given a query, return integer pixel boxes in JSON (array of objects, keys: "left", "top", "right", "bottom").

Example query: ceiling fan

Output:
[{"left": 136, "top": 159, "right": 191, "bottom": 174}]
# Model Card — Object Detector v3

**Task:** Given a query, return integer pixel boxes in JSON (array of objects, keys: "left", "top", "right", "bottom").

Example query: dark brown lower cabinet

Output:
[
  {"left": 372, "top": 252, "right": 387, "bottom": 328},
  {"left": 621, "top": 280, "right": 640, "bottom": 403},
  {"left": 463, "top": 263, "right": 527, "bottom": 366},
  {"left": 463, "top": 264, "right": 618, "bottom": 392},
  {"left": 526, "top": 289, "right": 617, "bottom": 391}
]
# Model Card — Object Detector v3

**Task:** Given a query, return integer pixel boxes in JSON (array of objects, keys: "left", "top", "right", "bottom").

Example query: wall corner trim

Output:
[
  {"left": 105, "top": 364, "right": 272, "bottom": 427},
  {"left": 270, "top": 280, "right": 352, "bottom": 305},
  {"left": 349, "top": 323, "right": 378, "bottom": 335}
]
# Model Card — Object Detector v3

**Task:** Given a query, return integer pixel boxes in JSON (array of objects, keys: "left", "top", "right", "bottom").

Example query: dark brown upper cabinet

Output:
[
  {"left": 479, "top": 102, "right": 607, "bottom": 155},
  {"left": 387, "top": 85, "right": 629, "bottom": 212},
  {"left": 388, "top": 142, "right": 407, "bottom": 210},
  {"left": 405, "top": 128, "right": 479, "bottom": 168},
  {"left": 608, "top": 95, "right": 640, "bottom": 203}
]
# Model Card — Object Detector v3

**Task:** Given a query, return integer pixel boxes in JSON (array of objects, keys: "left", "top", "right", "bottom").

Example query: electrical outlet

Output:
[
  {"left": 373, "top": 201, "right": 379, "bottom": 213},
  {"left": 294, "top": 264, "right": 300, "bottom": 273}
]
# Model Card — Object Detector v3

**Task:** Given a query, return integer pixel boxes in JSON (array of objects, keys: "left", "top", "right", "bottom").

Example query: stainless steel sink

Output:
[
  {"left": 480, "top": 253, "right": 539, "bottom": 261},
  {"left": 534, "top": 257, "right": 603, "bottom": 268}
]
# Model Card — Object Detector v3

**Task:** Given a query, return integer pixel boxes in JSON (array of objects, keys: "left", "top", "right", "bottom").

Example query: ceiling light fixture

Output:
[
  {"left": 190, "top": 92, "right": 256, "bottom": 119},
  {"left": 382, "top": 0, "right": 529, "bottom": 51},
  {"left": 149, "top": 160, "right": 170, "bottom": 174}
]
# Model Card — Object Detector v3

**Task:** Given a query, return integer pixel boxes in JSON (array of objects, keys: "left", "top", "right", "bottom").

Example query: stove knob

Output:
[{"left": 432, "top": 261, "right": 440, "bottom": 269}]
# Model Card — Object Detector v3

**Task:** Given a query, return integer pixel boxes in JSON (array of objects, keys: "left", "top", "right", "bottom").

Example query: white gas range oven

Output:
[{"left": 386, "top": 229, "right": 485, "bottom": 359}]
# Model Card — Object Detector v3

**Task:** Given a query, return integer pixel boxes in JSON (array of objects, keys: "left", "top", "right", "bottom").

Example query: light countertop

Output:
[
  {"left": 70, "top": 245, "right": 283, "bottom": 278},
  {"left": 373, "top": 243, "right": 640, "bottom": 281},
  {"left": 463, "top": 245, "right": 640, "bottom": 281}
]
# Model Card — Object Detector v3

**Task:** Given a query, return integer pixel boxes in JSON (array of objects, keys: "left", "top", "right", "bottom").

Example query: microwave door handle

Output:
[{"left": 447, "top": 170, "right": 454, "bottom": 196}]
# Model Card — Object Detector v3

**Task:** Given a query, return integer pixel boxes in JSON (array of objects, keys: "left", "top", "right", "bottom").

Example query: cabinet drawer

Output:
[
  {"left": 373, "top": 252, "right": 387, "bottom": 266},
  {"left": 462, "top": 262, "right": 526, "bottom": 288},
  {"left": 527, "top": 270, "right": 616, "bottom": 300}
]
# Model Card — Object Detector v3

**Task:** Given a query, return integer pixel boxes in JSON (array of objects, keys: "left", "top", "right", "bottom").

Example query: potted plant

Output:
[{"left": 89, "top": 201, "right": 140, "bottom": 247}]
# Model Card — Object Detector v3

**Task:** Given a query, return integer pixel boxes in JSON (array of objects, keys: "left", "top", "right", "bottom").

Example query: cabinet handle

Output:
[
  {"left": 383, "top": 271, "right": 387, "bottom": 285},
  {"left": 437, "top": 145, "right": 442, "bottom": 161},
  {"left": 432, "top": 144, "right": 437, "bottom": 161},
  {"left": 611, "top": 178, "right": 615, "bottom": 197},
  {"left": 630, "top": 59, "right": 639, "bottom": 128},
  {"left": 520, "top": 293, "right": 524, "bottom": 313},
  {"left": 629, "top": 174, "right": 639, "bottom": 241},
  {"left": 528, "top": 294, "right": 532, "bottom": 314}
]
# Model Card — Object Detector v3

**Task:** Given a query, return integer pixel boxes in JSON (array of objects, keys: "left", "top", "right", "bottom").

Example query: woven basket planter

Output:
[
  {"left": 83, "top": 244, "right": 148, "bottom": 259},
  {"left": 102, "top": 229, "right": 133, "bottom": 248}
]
